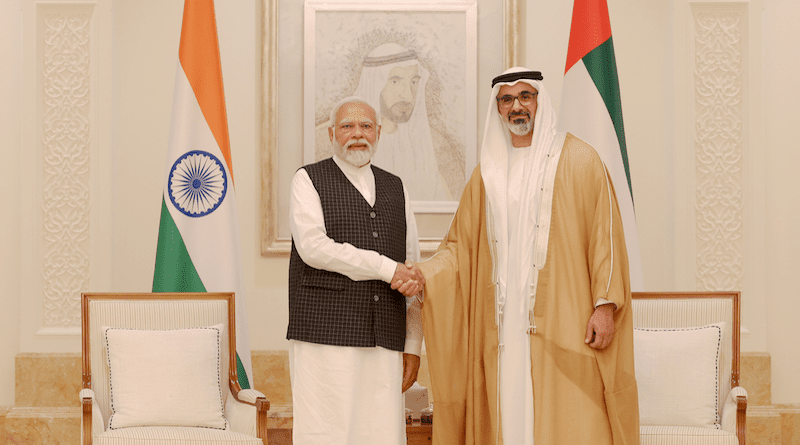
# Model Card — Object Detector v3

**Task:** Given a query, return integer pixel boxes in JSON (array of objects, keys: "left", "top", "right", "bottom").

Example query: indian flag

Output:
[
  {"left": 152, "top": 0, "right": 253, "bottom": 389},
  {"left": 559, "top": 0, "right": 644, "bottom": 291}
]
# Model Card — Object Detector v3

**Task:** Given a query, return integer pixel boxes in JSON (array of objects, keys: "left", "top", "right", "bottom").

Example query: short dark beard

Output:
[
  {"left": 508, "top": 110, "right": 530, "bottom": 125},
  {"left": 501, "top": 111, "right": 533, "bottom": 137}
]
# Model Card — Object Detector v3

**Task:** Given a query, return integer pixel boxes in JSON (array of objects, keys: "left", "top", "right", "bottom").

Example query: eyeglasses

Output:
[{"left": 496, "top": 92, "right": 538, "bottom": 108}]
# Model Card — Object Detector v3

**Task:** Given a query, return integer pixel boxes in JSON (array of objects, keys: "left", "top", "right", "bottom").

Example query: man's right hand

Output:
[{"left": 391, "top": 260, "right": 425, "bottom": 297}]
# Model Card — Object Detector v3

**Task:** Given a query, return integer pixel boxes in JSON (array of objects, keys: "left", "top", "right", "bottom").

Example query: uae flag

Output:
[
  {"left": 559, "top": 0, "right": 644, "bottom": 290},
  {"left": 152, "top": 0, "right": 253, "bottom": 388}
]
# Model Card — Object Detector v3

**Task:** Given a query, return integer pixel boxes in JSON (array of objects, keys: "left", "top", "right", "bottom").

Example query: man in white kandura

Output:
[{"left": 418, "top": 67, "right": 640, "bottom": 445}]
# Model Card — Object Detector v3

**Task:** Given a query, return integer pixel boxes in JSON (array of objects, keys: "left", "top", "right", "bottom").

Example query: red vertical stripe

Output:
[
  {"left": 564, "top": 0, "right": 613, "bottom": 74},
  {"left": 178, "top": 0, "right": 234, "bottom": 182}
]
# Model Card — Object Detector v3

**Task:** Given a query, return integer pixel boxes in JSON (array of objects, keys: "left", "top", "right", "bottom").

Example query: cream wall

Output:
[
  {"left": 528, "top": 0, "right": 674, "bottom": 291},
  {"left": 1, "top": 0, "right": 23, "bottom": 407},
  {"left": 763, "top": 0, "right": 800, "bottom": 405},
  {"left": 2, "top": 0, "right": 800, "bottom": 407}
]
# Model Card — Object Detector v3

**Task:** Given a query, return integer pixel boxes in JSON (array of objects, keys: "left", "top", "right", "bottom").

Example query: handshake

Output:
[{"left": 391, "top": 260, "right": 425, "bottom": 297}]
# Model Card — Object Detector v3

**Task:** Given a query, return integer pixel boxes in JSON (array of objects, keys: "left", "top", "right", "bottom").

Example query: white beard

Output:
[
  {"left": 508, "top": 121, "right": 532, "bottom": 136},
  {"left": 333, "top": 137, "right": 378, "bottom": 167},
  {"left": 500, "top": 114, "right": 533, "bottom": 138}
]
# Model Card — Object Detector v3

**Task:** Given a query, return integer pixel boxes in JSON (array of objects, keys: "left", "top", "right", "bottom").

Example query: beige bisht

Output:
[{"left": 419, "top": 133, "right": 640, "bottom": 445}]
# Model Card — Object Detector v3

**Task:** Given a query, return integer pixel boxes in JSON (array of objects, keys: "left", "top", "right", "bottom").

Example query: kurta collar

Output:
[
  {"left": 332, "top": 154, "right": 376, "bottom": 206},
  {"left": 333, "top": 154, "right": 372, "bottom": 177}
]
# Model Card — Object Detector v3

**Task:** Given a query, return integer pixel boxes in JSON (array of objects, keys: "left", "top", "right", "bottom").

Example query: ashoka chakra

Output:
[{"left": 168, "top": 150, "right": 227, "bottom": 218}]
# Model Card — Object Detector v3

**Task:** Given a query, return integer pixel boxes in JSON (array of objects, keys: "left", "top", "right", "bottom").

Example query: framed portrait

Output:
[
  {"left": 261, "top": 0, "right": 514, "bottom": 255},
  {"left": 304, "top": 2, "right": 477, "bottom": 215}
]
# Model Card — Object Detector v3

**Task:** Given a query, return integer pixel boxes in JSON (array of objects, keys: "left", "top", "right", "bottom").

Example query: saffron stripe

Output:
[{"left": 178, "top": 0, "right": 234, "bottom": 183}]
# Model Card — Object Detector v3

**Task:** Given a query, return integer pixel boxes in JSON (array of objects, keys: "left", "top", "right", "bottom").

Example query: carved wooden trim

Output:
[{"left": 81, "top": 293, "right": 91, "bottom": 388}]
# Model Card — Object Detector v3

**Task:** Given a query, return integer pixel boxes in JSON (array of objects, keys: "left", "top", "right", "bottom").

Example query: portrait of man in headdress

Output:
[{"left": 306, "top": 7, "right": 475, "bottom": 206}]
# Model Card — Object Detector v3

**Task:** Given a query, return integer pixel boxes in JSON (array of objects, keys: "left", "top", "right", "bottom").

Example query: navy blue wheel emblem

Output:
[{"left": 168, "top": 150, "right": 227, "bottom": 217}]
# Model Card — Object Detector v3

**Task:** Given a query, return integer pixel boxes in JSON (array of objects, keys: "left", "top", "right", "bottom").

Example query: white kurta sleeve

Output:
[
  {"left": 289, "top": 168, "right": 398, "bottom": 282},
  {"left": 595, "top": 297, "right": 616, "bottom": 309}
]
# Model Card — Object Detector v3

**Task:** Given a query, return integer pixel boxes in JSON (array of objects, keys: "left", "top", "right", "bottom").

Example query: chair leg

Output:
[
  {"left": 256, "top": 397, "right": 270, "bottom": 445},
  {"left": 82, "top": 397, "right": 93, "bottom": 445},
  {"left": 736, "top": 395, "right": 747, "bottom": 445}
]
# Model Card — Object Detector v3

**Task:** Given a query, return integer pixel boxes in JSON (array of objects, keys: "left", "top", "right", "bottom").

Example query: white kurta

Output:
[
  {"left": 288, "top": 155, "right": 423, "bottom": 445},
  {"left": 289, "top": 341, "right": 405, "bottom": 445}
]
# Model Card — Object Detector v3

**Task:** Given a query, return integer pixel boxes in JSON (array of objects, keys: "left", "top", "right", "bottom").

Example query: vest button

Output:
[
  {"left": 370, "top": 211, "right": 376, "bottom": 218},
  {"left": 374, "top": 295, "right": 379, "bottom": 302},
  {"left": 373, "top": 231, "right": 378, "bottom": 238}
]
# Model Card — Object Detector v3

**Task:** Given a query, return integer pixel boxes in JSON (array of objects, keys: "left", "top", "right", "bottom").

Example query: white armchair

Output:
[
  {"left": 80, "top": 292, "right": 270, "bottom": 445},
  {"left": 632, "top": 292, "right": 747, "bottom": 445}
]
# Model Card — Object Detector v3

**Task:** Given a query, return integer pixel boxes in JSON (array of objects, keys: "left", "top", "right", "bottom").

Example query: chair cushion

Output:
[
  {"left": 104, "top": 325, "right": 226, "bottom": 430},
  {"left": 96, "top": 426, "right": 262, "bottom": 445},
  {"left": 640, "top": 425, "right": 738, "bottom": 445},
  {"left": 634, "top": 322, "right": 725, "bottom": 429}
]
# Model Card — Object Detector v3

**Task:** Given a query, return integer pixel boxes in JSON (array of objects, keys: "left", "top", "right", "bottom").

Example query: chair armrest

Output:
[
  {"left": 227, "top": 389, "right": 270, "bottom": 444},
  {"left": 235, "top": 389, "right": 268, "bottom": 405},
  {"left": 79, "top": 389, "right": 105, "bottom": 445},
  {"left": 721, "top": 386, "right": 747, "bottom": 438}
]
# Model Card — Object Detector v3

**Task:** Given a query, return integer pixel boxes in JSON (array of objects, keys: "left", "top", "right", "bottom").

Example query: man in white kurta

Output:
[{"left": 288, "top": 96, "right": 424, "bottom": 445}]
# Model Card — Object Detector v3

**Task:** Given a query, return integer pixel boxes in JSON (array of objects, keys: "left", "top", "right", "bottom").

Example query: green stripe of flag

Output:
[
  {"left": 153, "top": 198, "right": 250, "bottom": 389},
  {"left": 152, "top": 198, "right": 250, "bottom": 389},
  {"left": 582, "top": 37, "right": 633, "bottom": 198},
  {"left": 236, "top": 355, "right": 250, "bottom": 389},
  {"left": 152, "top": 198, "right": 206, "bottom": 293}
]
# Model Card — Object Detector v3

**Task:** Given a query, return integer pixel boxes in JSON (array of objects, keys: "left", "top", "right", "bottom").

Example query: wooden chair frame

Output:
[
  {"left": 80, "top": 292, "right": 270, "bottom": 445},
  {"left": 632, "top": 291, "right": 746, "bottom": 445}
]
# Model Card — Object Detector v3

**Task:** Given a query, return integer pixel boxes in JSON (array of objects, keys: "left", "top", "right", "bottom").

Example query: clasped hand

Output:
[{"left": 390, "top": 260, "right": 425, "bottom": 297}]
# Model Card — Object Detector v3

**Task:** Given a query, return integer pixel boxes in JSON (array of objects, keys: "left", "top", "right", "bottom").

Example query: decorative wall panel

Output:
[
  {"left": 40, "top": 6, "right": 93, "bottom": 329},
  {"left": 693, "top": 6, "right": 744, "bottom": 291}
]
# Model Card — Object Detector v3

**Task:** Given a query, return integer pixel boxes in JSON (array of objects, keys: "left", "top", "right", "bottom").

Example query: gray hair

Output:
[{"left": 329, "top": 96, "right": 381, "bottom": 129}]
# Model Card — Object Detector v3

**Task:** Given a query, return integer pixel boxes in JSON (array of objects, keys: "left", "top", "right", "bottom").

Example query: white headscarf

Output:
[
  {"left": 481, "top": 66, "right": 567, "bottom": 445},
  {"left": 353, "top": 43, "right": 446, "bottom": 201},
  {"left": 480, "top": 67, "right": 566, "bottom": 320}
]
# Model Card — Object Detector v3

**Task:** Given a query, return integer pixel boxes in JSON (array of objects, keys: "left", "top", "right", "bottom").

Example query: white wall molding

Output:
[
  {"left": 21, "top": 0, "right": 113, "bottom": 347},
  {"left": 692, "top": 4, "right": 745, "bottom": 292},
  {"left": 675, "top": 0, "right": 765, "bottom": 351},
  {"left": 39, "top": 5, "right": 93, "bottom": 330}
]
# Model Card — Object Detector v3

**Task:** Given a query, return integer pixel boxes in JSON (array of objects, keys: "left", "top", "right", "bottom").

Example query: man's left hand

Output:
[
  {"left": 402, "top": 353, "right": 421, "bottom": 392},
  {"left": 584, "top": 303, "right": 616, "bottom": 350}
]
